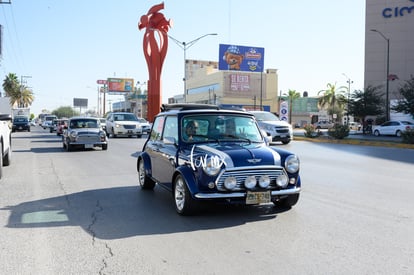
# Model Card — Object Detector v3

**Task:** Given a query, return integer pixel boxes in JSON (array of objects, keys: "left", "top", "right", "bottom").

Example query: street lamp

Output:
[
  {"left": 168, "top": 33, "right": 217, "bottom": 102},
  {"left": 370, "top": 29, "right": 390, "bottom": 121},
  {"left": 342, "top": 73, "right": 353, "bottom": 125}
]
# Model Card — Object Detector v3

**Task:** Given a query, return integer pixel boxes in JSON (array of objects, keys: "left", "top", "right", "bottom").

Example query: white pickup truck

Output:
[{"left": 0, "top": 114, "right": 12, "bottom": 179}]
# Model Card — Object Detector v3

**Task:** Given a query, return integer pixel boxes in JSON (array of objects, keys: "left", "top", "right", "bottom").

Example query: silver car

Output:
[
  {"left": 373, "top": 120, "right": 414, "bottom": 137},
  {"left": 250, "top": 111, "right": 293, "bottom": 144},
  {"left": 62, "top": 117, "right": 108, "bottom": 151}
]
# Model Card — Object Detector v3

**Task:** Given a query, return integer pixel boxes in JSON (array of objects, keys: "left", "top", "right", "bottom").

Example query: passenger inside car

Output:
[{"left": 183, "top": 120, "right": 198, "bottom": 141}]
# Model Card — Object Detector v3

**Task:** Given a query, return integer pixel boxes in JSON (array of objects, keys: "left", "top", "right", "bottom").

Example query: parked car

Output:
[
  {"left": 372, "top": 120, "right": 414, "bottom": 137},
  {"left": 12, "top": 116, "right": 30, "bottom": 132},
  {"left": 137, "top": 104, "right": 301, "bottom": 215},
  {"left": 137, "top": 117, "right": 151, "bottom": 134},
  {"left": 62, "top": 117, "right": 108, "bottom": 151},
  {"left": 56, "top": 119, "right": 68, "bottom": 136},
  {"left": 105, "top": 112, "right": 143, "bottom": 138},
  {"left": 349, "top": 122, "right": 362, "bottom": 131},
  {"left": 250, "top": 111, "right": 293, "bottom": 144},
  {"left": 313, "top": 120, "right": 334, "bottom": 129}
]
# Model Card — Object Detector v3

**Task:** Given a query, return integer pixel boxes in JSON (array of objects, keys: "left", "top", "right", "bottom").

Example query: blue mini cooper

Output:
[{"left": 137, "top": 104, "right": 301, "bottom": 215}]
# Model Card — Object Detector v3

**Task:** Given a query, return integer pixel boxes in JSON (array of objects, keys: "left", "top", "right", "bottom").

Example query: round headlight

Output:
[
  {"left": 285, "top": 155, "right": 300, "bottom": 173},
  {"left": 258, "top": 175, "right": 270, "bottom": 188},
  {"left": 70, "top": 131, "right": 77, "bottom": 138},
  {"left": 244, "top": 175, "right": 257, "bottom": 189},
  {"left": 99, "top": 131, "right": 106, "bottom": 138},
  {"left": 224, "top": 177, "right": 237, "bottom": 190},
  {"left": 202, "top": 158, "right": 221, "bottom": 176},
  {"left": 276, "top": 174, "right": 288, "bottom": 188}
]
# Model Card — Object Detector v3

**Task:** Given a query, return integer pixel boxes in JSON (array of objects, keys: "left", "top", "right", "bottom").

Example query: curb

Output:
[{"left": 293, "top": 135, "right": 414, "bottom": 149}]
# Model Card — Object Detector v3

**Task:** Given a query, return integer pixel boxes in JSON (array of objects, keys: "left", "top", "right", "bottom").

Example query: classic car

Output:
[
  {"left": 62, "top": 117, "right": 108, "bottom": 151},
  {"left": 136, "top": 104, "right": 301, "bottom": 215}
]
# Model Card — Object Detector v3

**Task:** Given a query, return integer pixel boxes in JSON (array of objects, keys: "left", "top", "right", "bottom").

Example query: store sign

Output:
[{"left": 382, "top": 0, "right": 414, "bottom": 18}]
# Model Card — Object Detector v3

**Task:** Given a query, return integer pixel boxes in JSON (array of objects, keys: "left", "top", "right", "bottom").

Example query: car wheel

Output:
[
  {"left": 66, "top": 142, "right": 72, "bottom": 152},
  {"left": 3, "top": 142, "right": 11, "bottom": 167},
  {"left": 102, "top": 144, "right": 108, "bottom": 150},
  {"left": 173, "top": 174, "right": 197, "bottom": 215},
  {"left": 138, "top": 158, "right": 155, "bottom": 189},
  {"left": 373, "top": 130, "right": 380, "bottom": 136},
  {"left": 273, "top": 194, "right": 300, "bottom": 208},
  {"left": 396, "top": 130, "right": 402, "bottom": 137},
  {"left": 0, "top": 142, "right": 3, "bottom": 179}
]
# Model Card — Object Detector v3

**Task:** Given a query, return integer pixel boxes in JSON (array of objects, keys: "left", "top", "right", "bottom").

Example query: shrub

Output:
[
  {"left": 401, "top": 128, "right": 414, "bottom": 144},
  {"left": 328, "top": 124, "right": 349, "bottom": 139},
  {"left": 303, "top": 124, "right": 322, "bottom": 138}
]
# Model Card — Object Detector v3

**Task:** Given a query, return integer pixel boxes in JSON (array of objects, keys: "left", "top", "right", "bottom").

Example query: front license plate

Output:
[
  {"left": 127, "top": 130, "right": 133, "bottom": 133},
  {"left": 85, "top": 144, "right": 93, "bottom": 149},
  {"left": 246, "top": 191, "right": 271, "bottom": 204}
]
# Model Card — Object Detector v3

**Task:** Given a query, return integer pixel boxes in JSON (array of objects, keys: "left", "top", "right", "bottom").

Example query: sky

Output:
[{"left": 0, "top": 0, "right": 366, "bottom": 116}]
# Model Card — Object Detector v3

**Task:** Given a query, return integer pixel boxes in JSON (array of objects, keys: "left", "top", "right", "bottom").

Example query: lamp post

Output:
[
  {"left": 371, "top": 29, "right": 390, "bottom": 121},
  {"left": 342, "top": 73, "right": 353, "bottom": 125},
  {"left": 168, "top": 33, "right": 217, "bottom": 102}
]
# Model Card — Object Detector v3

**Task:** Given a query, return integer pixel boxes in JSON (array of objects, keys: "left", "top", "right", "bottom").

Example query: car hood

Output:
[
  {"left": 258, "top": 120, "right": 291, "bottom": 127},
  {"left": 183, "top": 142, "right": 281, "bottom": 168}
]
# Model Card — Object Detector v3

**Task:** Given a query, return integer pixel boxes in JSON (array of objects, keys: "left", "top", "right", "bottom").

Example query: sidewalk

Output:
[{"left": 292, "top": 129, "right": 414, "bottom": 149}]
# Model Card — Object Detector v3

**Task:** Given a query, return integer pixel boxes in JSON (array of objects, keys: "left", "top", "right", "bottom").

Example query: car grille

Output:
[
  {"left": 216, "top": 167, "right": 287, "bottom": 191},
  {"left": 77, "top": 135, "right": 100, "bottom": 143},
  {"left": 123, "top": 125, "right": 136, "bottom": 129},
  {"left": 275, "top": 126, "right": 290, "bottom": 134}
]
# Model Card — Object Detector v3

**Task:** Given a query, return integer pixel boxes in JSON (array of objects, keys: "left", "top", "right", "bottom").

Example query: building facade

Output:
[{"left": 365, "top": 0, "right": 414, "bottom": 117}]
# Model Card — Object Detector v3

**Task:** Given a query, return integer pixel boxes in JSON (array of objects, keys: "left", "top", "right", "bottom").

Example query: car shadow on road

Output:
[{"left": 2, "top": 186, "right": 290, "bottom": 240}]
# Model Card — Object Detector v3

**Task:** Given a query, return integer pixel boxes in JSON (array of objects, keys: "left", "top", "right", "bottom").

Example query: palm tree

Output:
[
  {"left": 318, "top": 83, "right": 347, "bottom": 123},
  {"left": 284, "top": 89, "right": 300, "bottom": 124},
  {"left": 2, "top": 73, "right": 20, "bottom": 97}
]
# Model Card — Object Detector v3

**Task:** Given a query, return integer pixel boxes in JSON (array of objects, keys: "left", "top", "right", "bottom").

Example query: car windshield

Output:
[
  {"left": 114, "top": 114, "right": 138, "bottom": 121},
  {"left": 14, "top": 117, "right": 28, "bottom": 122},
  {"left": 69, "top": 119, "right": 99, "bottom": 128},
  {"left": 181, "top": 114, "right": 263, "bottom": 143},
  {"left": 252, "top": 112, "right": 280, "bottom": 121}
]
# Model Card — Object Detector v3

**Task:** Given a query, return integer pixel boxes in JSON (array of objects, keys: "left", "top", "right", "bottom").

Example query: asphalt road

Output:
[{"left": 1, "top": 126, "right": 413, "bottom": 274}]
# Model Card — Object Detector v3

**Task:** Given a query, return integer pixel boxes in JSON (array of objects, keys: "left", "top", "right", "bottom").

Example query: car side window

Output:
[
  {"left": 150, "top": 116, "right": 164, "bottom": 141},
  {"left": 163, "top": 116, "right": 178, "bottom": 142}
]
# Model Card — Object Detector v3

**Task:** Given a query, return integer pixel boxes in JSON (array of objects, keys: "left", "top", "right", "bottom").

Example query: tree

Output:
[
  {"left": 348, "top": 85, "right": 383, "bottom": 130},
  {"left": 284, "top": 89, "right": 300, "bottom": 124},
  {"left": 392, "top": 76, "right": 414, "bottom": 117},
  {"left": 318, "top": 83, "right": 347, "bottom": 123},
  {"left": 52, "top": 106, "right": 79, "bottom": 118},
  {"left": 9, "top": 87, "right": 34, "bottom": 107},
  {"left": 2, "top": 73, "right": 19, "bottom": 97}
]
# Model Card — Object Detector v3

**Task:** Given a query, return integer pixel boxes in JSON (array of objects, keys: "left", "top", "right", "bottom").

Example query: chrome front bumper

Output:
[{"left": 195, "top": 187, "right": 301, "bottom": 199}]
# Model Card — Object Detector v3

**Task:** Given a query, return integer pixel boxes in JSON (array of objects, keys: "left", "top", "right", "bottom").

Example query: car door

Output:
[{"left": 146, "top": 115, "right": 178, "bottom": 184}]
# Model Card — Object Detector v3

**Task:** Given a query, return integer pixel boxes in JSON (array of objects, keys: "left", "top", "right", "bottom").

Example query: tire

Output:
[
  {"left": 0, "top": 142, "right": 3, "bottom": 180},
  {"left": 3, "top": 141, "right": 11, "bottom": 167},
  {"left": 273, "top": 193, "right": 300, "bottom": 208},
  {"left": 138, "top": 158, "right": 155, "bottom": 189},
  {"left": 66, "top": 142, "right": 72, "bottom": 152},
  {"left": 396, "top": 130, "right": 402, "bottom": 137},
  {"left": 373, "top": 130, "right": 380, "bottom": 136},
  {"left": 173, "top": 174, "right": 197, "bottom": 215},
  {"left": 102, "top": 144, "right": 108, "bottom": 150}
]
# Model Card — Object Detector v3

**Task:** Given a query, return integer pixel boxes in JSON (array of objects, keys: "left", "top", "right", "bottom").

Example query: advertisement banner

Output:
[
  {"left": 219, "top": 44, "right": 264, "bottom": 72},
  {"left": 107, "top": 78, "right": 134, "bottom": 93}
]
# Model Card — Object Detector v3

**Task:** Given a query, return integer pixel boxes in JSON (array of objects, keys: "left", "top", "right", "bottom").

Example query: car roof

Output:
[{"left": 158, "top": 104, "right": 251, "bottom": 117}]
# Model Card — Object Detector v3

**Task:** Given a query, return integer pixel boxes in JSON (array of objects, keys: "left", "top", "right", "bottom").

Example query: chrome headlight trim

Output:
[
  {"left": 244, "top": 175, "right": 256, "bottom": 189},
  {"left": 70, "top": 131, "right": 78, "bottom": 138},
  {"left": 258, "top": 175, "right": 271, "bottom": 188},
  {"left": 202, "top": 158, "right": 221, "bottom": 176},
  {"left": 285, "top": 155, "right": 300, "bottom": 173},
  {"left": 224, "top": 177, "right": 237, "bottom": 190}
]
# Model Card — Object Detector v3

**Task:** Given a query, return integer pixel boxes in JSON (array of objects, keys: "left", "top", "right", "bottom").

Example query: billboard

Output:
[
  {"left": 219, "top": 44, "right": 264, "bottom": 72},
  {"left": 73, "top": 98, "right": 88, "bottom": 108},
  {"left": 107, "top": 78, "right": 134, "bottom": 93}
]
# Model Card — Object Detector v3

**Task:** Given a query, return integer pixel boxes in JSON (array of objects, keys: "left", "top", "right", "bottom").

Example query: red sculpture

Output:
[{"left": 138, "top": 3, "right": 171, "bottom": 122}]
